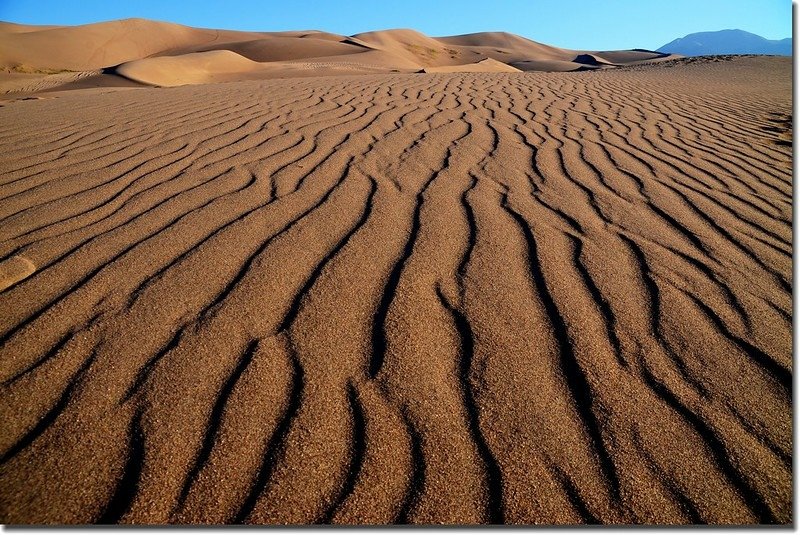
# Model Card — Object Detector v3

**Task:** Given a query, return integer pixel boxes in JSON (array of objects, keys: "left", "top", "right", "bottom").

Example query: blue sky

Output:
[{"left": 0, "top": 0, "right": 791, "bottom": 51}]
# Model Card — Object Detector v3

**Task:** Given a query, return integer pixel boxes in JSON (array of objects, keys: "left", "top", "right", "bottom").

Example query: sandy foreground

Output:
[{"left": 0, "top": 55, "right": 792, "bottom": 525}]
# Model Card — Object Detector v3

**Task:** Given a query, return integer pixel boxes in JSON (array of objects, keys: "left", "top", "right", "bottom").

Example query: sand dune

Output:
[
  {"left": 161, "top": 35, "right": 367, "bottom": 63},
  {"left": 115, "top": 49, "right": 411, "bottom": 87},
  {"left": 116, "top": 50, "right": 273, "bottom": 87},
  {"left": 421, "top": 58, "right": 522, "bottom": 73},
  {"left": 0, "top": 18, "right": 262, "bottom": 72},
  {"left": 0, "top": 54, "right": 791, "bottom": 525},
  {"left": 351, "top": 28, "right": 459, "bottom": 67},
  {"left": 0, "top": 22, "right": 62, "bottom": 34},
  {"left": 437, "top": 31, "right": 573, "bottom": 62},
  {"left": 0, "top": 18, "right": 681, "bottom": 91},
  {"left": 509, "top": 59, "right": 592, "bottom": 72}
]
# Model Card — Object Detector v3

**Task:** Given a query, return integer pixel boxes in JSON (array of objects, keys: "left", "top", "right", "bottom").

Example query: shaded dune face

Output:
[{"left": 0, "top": 57, "right": 792, "bottom": 525}]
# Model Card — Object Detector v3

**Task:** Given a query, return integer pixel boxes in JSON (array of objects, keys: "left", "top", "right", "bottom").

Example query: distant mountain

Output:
[{"left": 657, "top": 29, "right": 791, "bottom": 56}]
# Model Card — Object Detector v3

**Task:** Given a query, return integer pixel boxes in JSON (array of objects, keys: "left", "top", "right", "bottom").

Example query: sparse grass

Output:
[
  {"left": 405, "top": 43, "right": 439, "bottom": 59},
  {"left": 3, "top": 64, "right": 75, "bottom": 75}
]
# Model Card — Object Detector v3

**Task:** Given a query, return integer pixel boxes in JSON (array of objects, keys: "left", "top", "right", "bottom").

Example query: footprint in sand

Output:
[{"left": 0, "top": 255, "right": 36, "bottom": 292}]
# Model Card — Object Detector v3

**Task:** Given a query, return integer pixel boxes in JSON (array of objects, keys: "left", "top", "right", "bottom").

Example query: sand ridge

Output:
[
  {"left": 0, "top": 19, "right": 678, "bottom": 91},
  {"left": 0, "top": 255, "right": 35, "bottom": 291},
  {"left": 0, "top": 55, "right": 792, "bottom": 525}
]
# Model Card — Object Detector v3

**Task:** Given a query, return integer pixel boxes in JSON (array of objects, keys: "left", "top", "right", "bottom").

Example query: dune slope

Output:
[
  {"left": 0, "top": 18, "right": 267, "bottom": 72},
  {"left": 421, "top": 58, "right": 522, "bottom": 73},
  {"left": 0, "top": 56, "right": 792, "bottom": 525},
  {"left": 115, "top": 50, "right": 271, "bottom": 87},
  {"left": 0, "top": 18, "right": 681, "bottom": 91}
]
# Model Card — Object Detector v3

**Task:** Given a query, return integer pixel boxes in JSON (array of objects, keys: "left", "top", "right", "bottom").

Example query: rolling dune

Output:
[
  {"left": 0, "top": 18, "right": 266, "bottom": 72},
  {"left": 116, "top": 50, "right": 273, "bottom": 87},
  {"left": 0, "top": 55, "right": 792, "bottom": 525},
  {"left": 0, "top": 19, "right": 679, "bottom": 93},
  {"left": 420, "top": 58, "right": 522, "bottom": 73}
]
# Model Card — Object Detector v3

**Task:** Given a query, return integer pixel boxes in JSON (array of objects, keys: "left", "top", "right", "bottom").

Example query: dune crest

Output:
[
  {"left": 116, "top": 50, "right": 270, "bottom": 87},
  {"left": 0, "top": 18, "right": 255, "bottom": 72},
  {"left": 0, "top": 18, "right": 682, "bottom": 90},
  {"left": 421, "top": 57, "right": 522, "bottom": 73}
]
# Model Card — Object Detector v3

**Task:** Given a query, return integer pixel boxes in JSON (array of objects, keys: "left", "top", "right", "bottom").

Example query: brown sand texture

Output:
[{"left": 0, "top": 54, "right": 792, "bottom": 525}]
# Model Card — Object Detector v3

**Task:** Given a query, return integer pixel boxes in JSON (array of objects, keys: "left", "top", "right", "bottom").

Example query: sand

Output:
[
  {"left": 0, "top": 47, "right": 792, "bottom": 526},
  {"left": 0, "top": 20, "right": 679, "bottom": 93},
  {"left": 420, "top": 58, "right": 522, "bottom": 73},
  {"left": 0, "top": 255, "right": 35, "bottom": 292}
]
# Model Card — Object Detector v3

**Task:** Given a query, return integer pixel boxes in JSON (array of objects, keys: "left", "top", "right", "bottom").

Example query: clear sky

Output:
[{"left": 0, "top": 0, "right": 792, "bottom": 51}]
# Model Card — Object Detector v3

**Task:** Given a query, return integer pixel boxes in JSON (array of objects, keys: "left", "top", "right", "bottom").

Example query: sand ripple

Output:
[{"left": 0, "top": 56, "right": 791, "bottom": 524}]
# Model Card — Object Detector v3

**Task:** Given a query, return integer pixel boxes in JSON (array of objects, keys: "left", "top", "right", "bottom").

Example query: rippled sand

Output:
[{"left": 0, "top": 55, "right": 791, "bottom": 525}]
